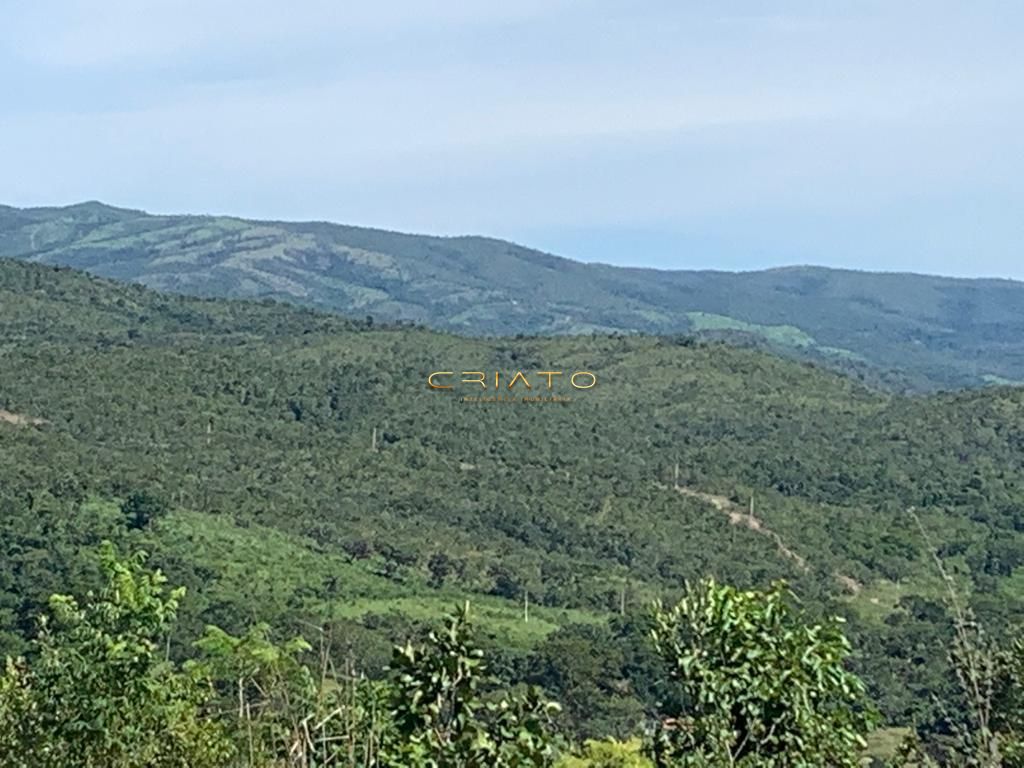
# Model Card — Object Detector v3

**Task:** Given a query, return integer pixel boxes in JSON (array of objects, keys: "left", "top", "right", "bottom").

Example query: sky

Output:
[{"left": 2, "top": 1, "right": 1022, "bottom": 278}]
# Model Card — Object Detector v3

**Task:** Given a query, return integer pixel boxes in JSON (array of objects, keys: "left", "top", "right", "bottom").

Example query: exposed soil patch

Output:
[{"left": 0, "top": 410, "right": 48, "bottom": 427}]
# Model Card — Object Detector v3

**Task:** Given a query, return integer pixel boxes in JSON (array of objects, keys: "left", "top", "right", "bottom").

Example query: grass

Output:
[
  {"left": 817, "top": 345, "right": 867, "bottom": 361},
  {"left": 686, "top": 312, "right": 817, "bottom": 348},
  {"left": 330, "top": 596, "right": 600, "bottom": 646},
  {"left": 846, "top": 579, "right": 911, "bottom": 622},
  {"left": 151, "top": 508, "right": 604, "bottom": 649},
  {"left": 846, "top": 571, "right": 964, "bottom": 624},
  {"left": 864, "top": 727, "right": 913, "bottom": 762}
]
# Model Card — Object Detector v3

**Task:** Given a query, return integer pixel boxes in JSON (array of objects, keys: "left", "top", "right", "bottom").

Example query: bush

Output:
[{"left": 649, "top": 579, "right": 877, "bottom": 767}]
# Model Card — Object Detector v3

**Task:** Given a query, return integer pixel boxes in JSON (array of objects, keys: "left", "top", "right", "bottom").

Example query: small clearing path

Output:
[{"left": 665, "top": 483, "right": 862, "bottom": 594}]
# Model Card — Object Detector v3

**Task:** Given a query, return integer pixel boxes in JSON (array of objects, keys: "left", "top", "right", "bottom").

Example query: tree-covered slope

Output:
[
  {"left": 2, "top": 259, "right": 1024, "bottom": 730},
  {"left": 2, "top": 202, "right": 1022, "bottom": 391}
]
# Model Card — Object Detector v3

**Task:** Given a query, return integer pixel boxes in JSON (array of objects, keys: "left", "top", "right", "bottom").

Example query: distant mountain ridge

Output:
[{"left": 2, "top": 201, "right": 1022, "bottom": 391}]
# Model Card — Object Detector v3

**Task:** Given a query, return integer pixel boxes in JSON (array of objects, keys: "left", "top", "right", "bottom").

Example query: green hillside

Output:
[
  {"left": 3, "top": 258, "right": 1024, "bottom": 744},
  {"left": 2, "top": 202, "right": 1023, "bottom": 392}
]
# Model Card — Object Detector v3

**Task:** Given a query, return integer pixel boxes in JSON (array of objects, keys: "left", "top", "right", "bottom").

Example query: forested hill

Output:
[
  {"left": 2, "top": 257, "right": 1024, "bottom": 737},
  {"left": 2, "top": 202, "right": 1023, "bottom": 392}
]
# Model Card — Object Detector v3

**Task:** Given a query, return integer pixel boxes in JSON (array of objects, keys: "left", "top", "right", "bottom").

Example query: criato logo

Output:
[{"left": 427, "top": 370, "right": 597, "bottom": 390}]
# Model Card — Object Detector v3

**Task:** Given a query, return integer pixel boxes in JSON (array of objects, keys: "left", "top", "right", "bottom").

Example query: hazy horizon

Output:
[{"left": 3, "top": 2, "right": 1022, "bottom": 279}]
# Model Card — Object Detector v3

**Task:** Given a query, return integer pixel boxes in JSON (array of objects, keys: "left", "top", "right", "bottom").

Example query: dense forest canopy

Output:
[
  {"left": 3, "top": 202, "right": 1024, "bottom": 391},
  {"left": 1, "top": 259, "right": 1024, "bottom": 762}
]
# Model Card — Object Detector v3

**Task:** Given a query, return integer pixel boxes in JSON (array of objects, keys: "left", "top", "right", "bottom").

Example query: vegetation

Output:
[
  {"left": 649, "top": 580, "right": 876, "bottom": 766},
  {"left": 2, "top": 259, "right": 1024, "bottom": 762},
  {"left": 4, "top": 545, "right": 1024, "bottom": 766},
  {"left": 0, "top": 544, "right": 231, "bottom": 767},
  {"left": 0, "top": 547, "right": 909, "bottom": 765},
  {"left": 3, "top": 203, "right": 1024, "bottom": 390}
]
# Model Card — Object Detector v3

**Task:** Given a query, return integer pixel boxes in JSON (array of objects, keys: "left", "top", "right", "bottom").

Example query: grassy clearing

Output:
[
  {"left": 686, "top": 312, "right": 817, "bottom": 348},
  {"left": 864, "top": 727, "right": 912, "bottom": 762},
  {"left": 146, "top": 507, "right": 603, "bottom": 649}
]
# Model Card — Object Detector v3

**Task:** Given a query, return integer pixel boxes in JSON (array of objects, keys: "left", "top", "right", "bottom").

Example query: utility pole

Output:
[
  {"left": 523, "top": 589, "right": 529, "bottom": 623},
  {"left": 371, "top": 427, "right": 378, "bottom": 452},
  {"left": 674, "top": 462, "right": 679, "bottom": 488}
]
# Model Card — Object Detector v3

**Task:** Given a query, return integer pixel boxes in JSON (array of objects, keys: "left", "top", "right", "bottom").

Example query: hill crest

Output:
[{"left": 2, "top": 201, "right": 1022, "bottom": 391}]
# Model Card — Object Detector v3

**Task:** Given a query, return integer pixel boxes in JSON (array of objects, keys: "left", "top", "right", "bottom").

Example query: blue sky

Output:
[{"left": 2, "top": 1, "right": 1022, "bottom": 278}]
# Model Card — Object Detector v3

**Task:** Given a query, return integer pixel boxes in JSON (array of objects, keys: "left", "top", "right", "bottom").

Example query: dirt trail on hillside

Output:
[
  {"left": 0, "top": 410, "right": 48, "bottom": 427},
  {"left": 671, "top": 485, "right": 809, "bottom": 571},
  {"left": 668, "top": 483, "right": 862, "bottom": 594}
]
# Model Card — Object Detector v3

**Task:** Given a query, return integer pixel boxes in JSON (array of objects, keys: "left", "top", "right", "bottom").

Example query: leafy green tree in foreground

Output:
[
  {"left": 385, "top": 602, "right": 563, "bottom": 767},
  {"left": 649, "top": 579, "right": 877, "bottom": 767},
  {"left": 0, "top": 542, "right": 232, "bottom": 768}
]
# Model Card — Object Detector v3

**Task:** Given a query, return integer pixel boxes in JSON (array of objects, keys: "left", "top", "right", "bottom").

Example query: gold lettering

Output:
[
  {"left": 428, "top": 371, "right": 454, "bottom": 389},
  {"left": 430, "top": 368, "right": 597, "bottom": 393},
  {"left": 571, "top": 371, "right": 597, "bottom": 389},
  {"left": 507, "top": 371, "right": 532, "bottom": 389},
  {"left": 537, "top": 371, "right": 562, "bottom": 389}
]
